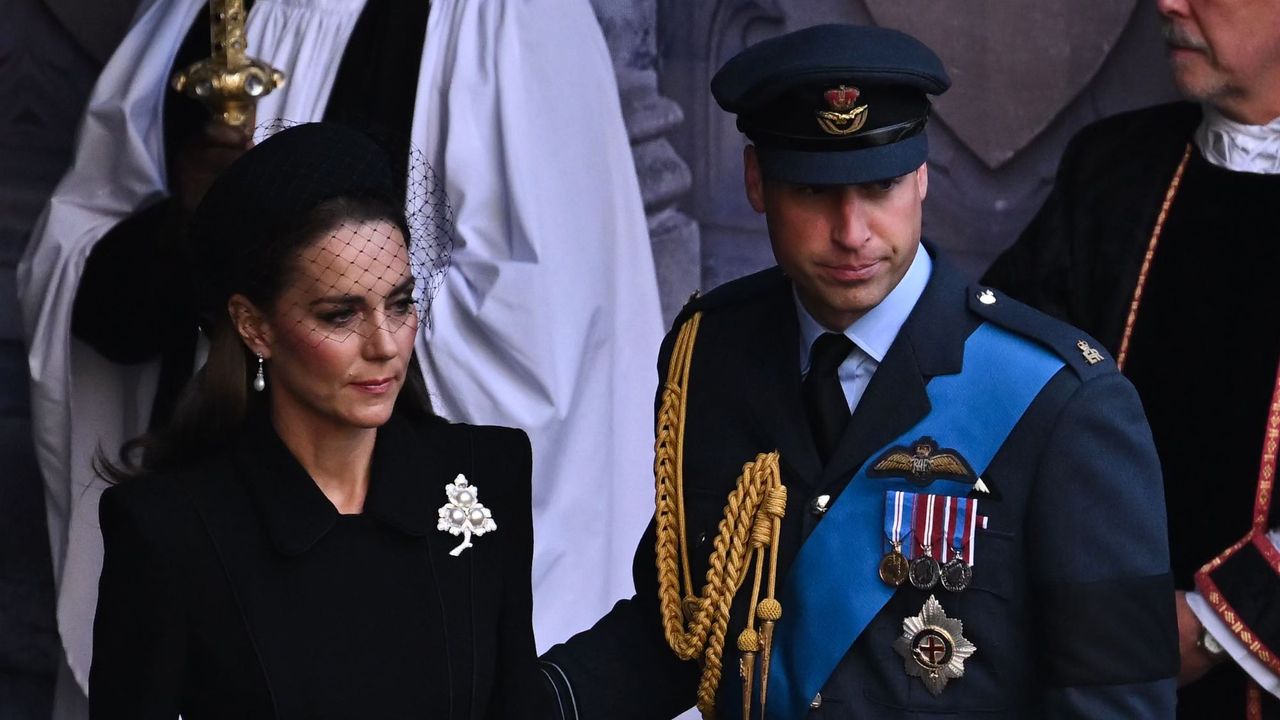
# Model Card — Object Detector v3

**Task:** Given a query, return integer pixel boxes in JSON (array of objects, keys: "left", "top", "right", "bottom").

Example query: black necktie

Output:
[{"left": 802, "top": 333, "right": 854, "bottom": 463}]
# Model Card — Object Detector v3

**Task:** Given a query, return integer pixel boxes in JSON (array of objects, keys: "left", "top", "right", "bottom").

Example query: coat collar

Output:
[{"left": 234, "top": 408, "right": 450, "bottom": 555}]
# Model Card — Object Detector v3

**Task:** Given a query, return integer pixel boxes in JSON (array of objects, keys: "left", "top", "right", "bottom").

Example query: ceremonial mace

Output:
[{"left": 171, "top": 0, "right": 285, "bottom": 130}]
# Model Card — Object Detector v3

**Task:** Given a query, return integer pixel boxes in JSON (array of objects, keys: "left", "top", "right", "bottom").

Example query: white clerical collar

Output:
[
  {"left": 1194, "top": 104, "right": 1280, "bottom": 174},
  {"left": 796, "top": 244, "right": 933, "bottom": 366}
]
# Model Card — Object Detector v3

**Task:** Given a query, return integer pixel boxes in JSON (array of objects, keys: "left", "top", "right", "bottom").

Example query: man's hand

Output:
[
  {"left": 1176, "top": 590, "right": 1223, "bottom": 686},
  {"left": 176, "top": 121, "right": 253, "bottom": 213}
]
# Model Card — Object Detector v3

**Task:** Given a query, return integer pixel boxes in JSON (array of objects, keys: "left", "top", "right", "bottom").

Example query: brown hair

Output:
[{"left": 98, "top": 196, "right": 436, "bottom": 483}]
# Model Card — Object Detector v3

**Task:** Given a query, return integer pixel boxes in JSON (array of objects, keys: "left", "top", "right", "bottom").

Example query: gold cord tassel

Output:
[{"left": 655, "top": 312, "right": 788, "bottom": 719}]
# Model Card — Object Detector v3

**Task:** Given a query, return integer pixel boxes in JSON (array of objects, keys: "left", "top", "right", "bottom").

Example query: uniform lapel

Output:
[{"left": 819, "top": 252, "right": 974, "bottom": 490}]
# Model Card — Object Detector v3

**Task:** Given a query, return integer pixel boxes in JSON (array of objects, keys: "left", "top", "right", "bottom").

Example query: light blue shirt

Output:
[{"left": 796, "top": 244, "right": 933, "bottom": 414}]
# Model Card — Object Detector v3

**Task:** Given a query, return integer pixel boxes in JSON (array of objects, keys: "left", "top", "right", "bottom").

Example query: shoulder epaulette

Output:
[
  {"left": 672, "top": 266, "right": 787, "bottom": 326},
  {"left": 966, "top": 285, "right": 1115, "bottom": 381}
]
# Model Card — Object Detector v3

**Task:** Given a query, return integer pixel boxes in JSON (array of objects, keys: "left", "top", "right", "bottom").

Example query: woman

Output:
[{"left": 89, "top": 123, "right": 546, "bottom": 719}]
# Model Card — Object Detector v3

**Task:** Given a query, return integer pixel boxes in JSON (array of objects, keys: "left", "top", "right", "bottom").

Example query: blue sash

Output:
[{"left": 766, "top": 322, "right": 1064, "bottom": 718}]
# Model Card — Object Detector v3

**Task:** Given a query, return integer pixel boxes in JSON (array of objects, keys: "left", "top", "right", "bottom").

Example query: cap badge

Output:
[
  {"left": 816, "top": 85, "right": 869, "bottom": 136},
  {"left": 893, "top": 595, "right": 976, "bottom": 695},
  {"left": 437, "top": 473, "right": 497, "bottom": 556}
]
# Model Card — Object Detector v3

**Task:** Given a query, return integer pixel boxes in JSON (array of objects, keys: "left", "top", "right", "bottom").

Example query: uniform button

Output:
[
  {"left": 810, "top": 494, "right": 831, "bottom": 516},
  {"left": 810, "top": 692, "right": 823, "bottom": 708}
]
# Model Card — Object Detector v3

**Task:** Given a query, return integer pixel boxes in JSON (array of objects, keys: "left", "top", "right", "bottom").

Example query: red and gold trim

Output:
[
  {"left": 1115, "top": 143, "right": 1192, "bottom": 371},
  {"left": 1195, "top": 361, "right": 1280, "bottom": 675},
  {"left": 1247, "top": 680, "right": 1263, "bottom": 720}
]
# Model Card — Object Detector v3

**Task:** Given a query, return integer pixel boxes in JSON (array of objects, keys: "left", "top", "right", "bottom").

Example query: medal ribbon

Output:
[
  {"left": 883, "top": 490, "right": 913, "bottom": 552},
  {"left": 768, "top": 322, "right": 1064, "bottom": 719},
  {"left": 963, "top": 499, "right": 978, "bottom": 565},
  {"left": 944, "top": 496, "right": 963, "bottom": 562}
]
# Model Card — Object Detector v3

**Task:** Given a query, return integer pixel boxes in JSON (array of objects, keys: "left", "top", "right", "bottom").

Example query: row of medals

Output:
[{"left": 878, "top": 539, "right": 972, "bottom": 592}]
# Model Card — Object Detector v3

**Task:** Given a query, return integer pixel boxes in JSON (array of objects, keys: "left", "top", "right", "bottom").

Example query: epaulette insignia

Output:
[{"left": 1076, "top": 340, "right": 1104, "bottom": 365}]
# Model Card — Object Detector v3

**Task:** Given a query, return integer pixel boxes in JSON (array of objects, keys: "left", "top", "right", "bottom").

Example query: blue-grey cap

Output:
[{"left": 712, "top": 24, "right": 950, "bottom": 185}]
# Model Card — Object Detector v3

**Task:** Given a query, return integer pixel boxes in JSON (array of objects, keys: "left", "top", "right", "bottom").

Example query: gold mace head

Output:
[{"left": 171, "top": 0, "right": 286, "bottom": 130}]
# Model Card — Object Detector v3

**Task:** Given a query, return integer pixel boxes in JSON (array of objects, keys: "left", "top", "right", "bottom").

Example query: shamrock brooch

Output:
[{"left": 437, "top": 474, "right": 497, "bottom": 556}]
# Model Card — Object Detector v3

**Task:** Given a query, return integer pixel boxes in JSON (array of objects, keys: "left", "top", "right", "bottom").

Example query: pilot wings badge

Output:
[{"left": 869, "top": 436, "right": 977, "bottom": 487}]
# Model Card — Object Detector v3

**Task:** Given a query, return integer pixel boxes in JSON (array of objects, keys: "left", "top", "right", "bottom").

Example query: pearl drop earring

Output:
[{"left": 253, "top": 353, "right": 266, "bottom": 392}]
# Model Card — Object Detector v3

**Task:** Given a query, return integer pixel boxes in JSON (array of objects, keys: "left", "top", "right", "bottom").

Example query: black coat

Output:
[
  {"left": 89, "top": 411, "right": 547, "bottom": 720},
  {"left": 543, "top": 252, "right": 1178, "bottom": 719}
]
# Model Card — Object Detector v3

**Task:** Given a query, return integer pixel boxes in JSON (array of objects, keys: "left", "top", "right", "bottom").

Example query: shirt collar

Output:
[
  {"left": 1194, "top": 104, "right": 1280, "bottom": 174},
  {"left": 796, "top": 243, "right": 933, "bottom": 368}
]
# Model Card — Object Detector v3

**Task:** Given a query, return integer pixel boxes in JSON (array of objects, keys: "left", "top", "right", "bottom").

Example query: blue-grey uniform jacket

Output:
[{"left": 542, "top": 250, "right": 1178, "bottom": 719}]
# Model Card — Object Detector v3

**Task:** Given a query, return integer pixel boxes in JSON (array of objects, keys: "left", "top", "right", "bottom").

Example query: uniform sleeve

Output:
[
  {"left": 538, "top": 518, "right": 701, "bottom": 720},
  {"left": 1025, "top": 371, "right": 1178, "bottom": 718},
  {"left": 89, "top": 486, "right": 185, "bottom": 719},
  {"left": 538, "top": 321, "right": 700, "bottom": 720}
]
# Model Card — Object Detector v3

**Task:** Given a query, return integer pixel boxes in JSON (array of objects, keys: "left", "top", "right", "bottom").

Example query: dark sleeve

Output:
[
  {"left": 1025, "top": 371, "right": 1178, "bottom": 718},
  {"left": 89, "top": 486, "right": 185, "bottom": 719},
  {"left": 539, "top": 321, "right": 700, "bottom": 720},
  {"left": 72, "top": 198, "right": 195, "bottom": 364},
  {"left": 980, "top": 136, "right": 1081, "bottom": 326},
  {"left": 1195, "top": 532, "right": 1280, "bottom": 673},
  {"left": 486, "top": 428, "right": 556, "bottom": 720}
]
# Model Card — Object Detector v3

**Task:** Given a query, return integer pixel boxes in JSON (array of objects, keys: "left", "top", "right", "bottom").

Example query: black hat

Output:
[{"left": 712, "top": 24, "right": 950, "bottom": 185}]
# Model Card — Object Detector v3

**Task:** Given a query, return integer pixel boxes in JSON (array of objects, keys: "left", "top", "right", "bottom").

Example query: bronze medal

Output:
[{"left": 879, "top": 545, "right": 910, "bottom": 587}]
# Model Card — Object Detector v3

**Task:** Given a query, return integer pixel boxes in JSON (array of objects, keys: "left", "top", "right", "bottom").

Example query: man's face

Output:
[
  {"left": 1158, "top": 0, "right": 1280, "bottom": 122},
  {"left": 744, "top": 146, "right": 926, "bottom": 331}
]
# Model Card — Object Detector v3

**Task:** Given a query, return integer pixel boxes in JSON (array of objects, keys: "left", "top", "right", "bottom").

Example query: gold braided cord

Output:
[{"left": 654, "top": 311, "right": 787, "bottom": 719}]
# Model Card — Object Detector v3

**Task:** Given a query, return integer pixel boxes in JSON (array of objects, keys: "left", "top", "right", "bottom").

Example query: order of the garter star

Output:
[{"left": 437, "top": 474, "right": 497, "bottom": 556}]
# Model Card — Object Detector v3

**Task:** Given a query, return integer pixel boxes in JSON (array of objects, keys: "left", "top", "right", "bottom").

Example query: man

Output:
[
  {"left": 983, "top": 0, "right": 1280, "bottom": 716},
  {"left": 541, "top": 23, "right": 1178, "bottom": 719},
  {"left": 18, "top": 0, "right": 662, "bottom": 714}
]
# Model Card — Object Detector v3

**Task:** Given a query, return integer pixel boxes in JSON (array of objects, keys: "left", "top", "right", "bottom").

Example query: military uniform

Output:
[
  {"left": 540, "top": 24, "right": 1179, "bottom": 720},
  {"left": 543, "top": 251, "right": 1178, "bottom": 719}
]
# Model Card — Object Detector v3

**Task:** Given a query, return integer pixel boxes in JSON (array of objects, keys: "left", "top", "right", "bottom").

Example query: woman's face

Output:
[{"left": 260, "top": 219, "right": 418, "bottom": 431}]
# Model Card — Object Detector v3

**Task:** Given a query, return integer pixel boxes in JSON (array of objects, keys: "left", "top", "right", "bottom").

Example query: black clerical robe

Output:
[{"left": 985, "top": 101, "right": 1280, "bottom": 719}]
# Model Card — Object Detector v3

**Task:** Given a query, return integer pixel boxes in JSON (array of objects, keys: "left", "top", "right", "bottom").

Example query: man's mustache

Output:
[{"left": 1162, "top": 21, "right": 1211, "bottom": 52}]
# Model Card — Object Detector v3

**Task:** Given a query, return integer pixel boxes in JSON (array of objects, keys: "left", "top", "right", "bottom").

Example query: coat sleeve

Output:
[
  {"left": 1025, "top": 371, "right": 1178, "bottom": 718},
  {"left": 484, "top": 428, "right": 557, "bottom": 720},
  {"left": 89, "top": 485, "right": 186, "bottom": 719}
]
